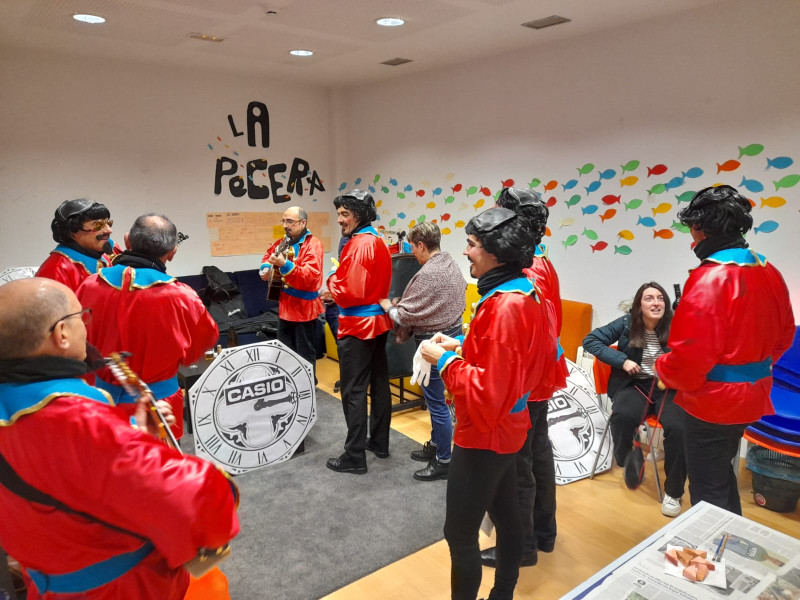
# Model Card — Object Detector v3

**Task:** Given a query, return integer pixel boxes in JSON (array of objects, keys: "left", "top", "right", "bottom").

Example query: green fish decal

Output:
[
  {"left": 444, "top": 195, "right": 455, "bottom": 204},
  {"left": 614, "top": 245, "right": 633, "bottom": 255},
  {"left": 373, "top": 174, "right": 381, "bottom": 184},
  {"left": 675, "top": 191, "right": 695, "bottom": 203},
  {"left": 582, "top": 228, "right": 599, "bottom": 241},
  {"left": 566, "top": 195, "right": 581, "bottom": 208},
  {"left": 528, "top": 178, "right": 541, "bottom": 189},
  {"left": 738, "top": 143, "right": 764, "bottom": 158},
  {"left": 381, "top": 186, "right": 389, "bottom": 193},
  {"left": 577, "top": 163, "right": 595, "bottom": 176},
  {"left": 647, "top": 184, "right": 667, "bottom": 196},
  {"left": 397, "top": 192, "right": 406, "bottom": 199},
  {"left": 624, "top": 199, "right": 643, "bottom": 211},
  {"left": 418, "top": 215, "right": 426, "bottom": 222},
  {"left": 620, "top": 159, "right": 640, "bottom": 173},
  {"left": 774, "top": 174, "right": 800, "bottom": 190},
  {"left": 389, "top": 218, "right": 397, "bottom": 227},
  {"left": 562, "top": 235, "right": 578, "bottom": 248},
  {"left": 466, "top": 186, "right": 479, "bottom": 196},
  {"left": 671, "top": 221, "right": 690, "bottom": 233},
  {"left": 494, "top": 190, "right": 501, "bottom": 200}
]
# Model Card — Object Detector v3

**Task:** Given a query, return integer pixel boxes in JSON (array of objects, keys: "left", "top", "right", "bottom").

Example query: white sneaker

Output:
[{"left": 661, "top": 494, "right": 682, "bottom": 517}]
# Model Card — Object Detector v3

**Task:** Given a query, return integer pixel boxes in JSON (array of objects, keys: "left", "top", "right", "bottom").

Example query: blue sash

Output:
[
  {"left": 340, "top": 304, "right": 385, "bottom": 317},
  {"left": 510, "top": 392, "right": 530, "bottom": 414},
  {"left": 707, "top": 358, "right": 772, "bottom": 383},
  {"left": 95, "top": 375, "right": 179, "bottom": 404},
  {"left": 283, "top": 287, "right": 320, "bottom": 301}
]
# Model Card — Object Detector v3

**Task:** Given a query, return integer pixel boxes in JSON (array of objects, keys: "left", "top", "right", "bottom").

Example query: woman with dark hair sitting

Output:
[{"left": 583, "top": 282, "right": 687, "bottom": 517}]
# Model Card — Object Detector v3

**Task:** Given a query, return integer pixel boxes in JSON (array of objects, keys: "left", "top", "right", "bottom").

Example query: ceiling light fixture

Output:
[
  {"left": 521, "top": 15, "right": 571, "bottom": 30},
  {"left": 376, "top": 17, "right": 405, "bottom": 27},
  {"left": 73, "top": 13, "right": 105, "bottom": 24},
  {"left": 290, "top": 49, "right": 314, "bottom": 56},
  {"left": 188, "top": 32, "right": 224, "bottom": 42}
]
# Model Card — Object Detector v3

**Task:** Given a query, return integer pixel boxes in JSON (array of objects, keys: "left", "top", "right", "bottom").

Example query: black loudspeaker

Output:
[{"left": 385, "top": 253, "right": 422, "bottom": 380}]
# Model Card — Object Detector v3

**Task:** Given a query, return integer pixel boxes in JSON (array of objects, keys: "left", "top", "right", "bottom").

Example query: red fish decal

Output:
[
  {"left": 501, "top": 178, "right": 514, "bottom": 187},
  {"left": 416, "top": 189, "right": 426, "bottom": 197},
  {"left": 480, "top": 186, "right": 491, "bottom": 196},
  {"left": 546, "top": 197, "right": 557, "bottom": 208},
  {"left": 440, "top": 213, "right": 451, "bottom": 221},
  {"left": 544, "top": 180, "right": 558, "bottom": 192},
  {"left": 451, "top": 184, "right": 463, "bottom": 193},
  {"left": 716, "top": 159, "right": 741, "bottom": 173},
  {"left": 599, "top": 208, "right": 617, "bottom": 223},
  {"left": 591, "top": 241, "right": 609, "bottom": 252},
  {"left": 602, "top": 194, "right": 621, "bottom": 205},
  {"left": 647, "top": 164, "right": 668, "bottom": 177},
  {"left": 653, "top": 229, "right": 674, "bottom": 239}
]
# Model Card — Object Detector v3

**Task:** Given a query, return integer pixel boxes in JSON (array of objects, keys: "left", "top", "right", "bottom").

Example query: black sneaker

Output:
[
  {"left": 410, "top": 441, "right": 437, "bottom": 462},
  {"left": 623, "top": 445, "right": 645, "bottom": 489},
  {"left": 413, "top": 459, "right": 449, "bottom": 481}
]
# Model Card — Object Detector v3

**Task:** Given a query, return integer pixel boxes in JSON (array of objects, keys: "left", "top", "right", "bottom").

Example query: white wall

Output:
[
  {"left": 336, "top": 0, "right": 800, "bottom": 326},
  {"left": 0, "top": 49, "right": 334, "bottom": 276}
]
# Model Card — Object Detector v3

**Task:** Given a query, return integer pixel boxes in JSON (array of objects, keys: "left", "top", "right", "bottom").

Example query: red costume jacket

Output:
[
  {"left": 260, "top": 231, "right": 324, "bottom": 322},
  {"left": 439, "top": 277, "right": 551, "bottom": 453},
  {"left": 0, "top": 378, "right": 239, "bottom": 600},
  {"left": 36, "top": 243, "right": 117, "bottom": 292},
  {"left": 77, "top": 264, "right": 219, "bottom": 437},
  {"left": 656, "top": 248, "right": 795, "bottom": 424},
  {"left": 327, "top": 226, "right": 392, "bottom": 340},
  {"left": 524, "top": 244, "right": 568, "bottom": 400}
]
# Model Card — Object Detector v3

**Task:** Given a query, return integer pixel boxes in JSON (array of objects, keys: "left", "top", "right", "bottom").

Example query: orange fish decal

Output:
[
  {"left": 716, "top": 159, "right": 741, "bottom": 173},
  {"left": 599, "top": 208, "right": 617, "bottom": 223},
  {"left": 544, "top": 180, "right": 558, "bottom": 192},
  {"left": 544, "top": 226, "right": 551, "bottom": 237},
  {"left": 653, "top": 229, "right": 674, "bottom": 239}
]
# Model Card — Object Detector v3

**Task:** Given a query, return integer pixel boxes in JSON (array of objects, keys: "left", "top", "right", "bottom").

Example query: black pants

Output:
[
  {"left": 515, "top": 400, "right": 557, "bottom": 552},
  {"left": 337, "top": 333, "right": 391, "bottom": 462},
  {"left": 609, "top": 378, "right": 687, "bottom": 498},
  {"left": 684, "top": 412, "right": 747, "bottom": 515},
  {"left": 278, "top": 318, "right": 318, "bottom": 380},
  {"left": 447, "top": 446, "right": 522, "bottom": 600}
]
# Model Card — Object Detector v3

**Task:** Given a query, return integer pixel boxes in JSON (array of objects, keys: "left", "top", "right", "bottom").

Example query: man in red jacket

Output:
[
  {"left": 0, "top": 277, "right": 239, "bottom": 600},
  {"left": 656, "top": 185, "right": 795, "bottom": 514},
  {"left": 36, "top": 198, "right": 118, "bottom": 291},
  {"left": 260, "top": 206, "right": 324, "bottom": 380},
  {"left": 320, "top": 190, "right": 392, "bottom": 474},
  {"left": 77, "top": 214, "right": 218, "bottom": 438}
]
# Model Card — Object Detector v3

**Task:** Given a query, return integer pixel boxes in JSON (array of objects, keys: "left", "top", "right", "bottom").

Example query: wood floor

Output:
[{"left": 313, "top": 357, "right": 800, "bottom": 600}]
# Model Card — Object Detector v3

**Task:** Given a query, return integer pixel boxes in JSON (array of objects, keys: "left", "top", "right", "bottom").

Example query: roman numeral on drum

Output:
[
  {"left": 257, "top": 451, "right": 268, "bottom": 465},
  {"left": 298, "top": 390, "right": 312, "bottom": 400},
  {"left": 200, "top": 387, "right": 216, "bottom": 396},
  {"left": 228, "top": 450, "right": 242, "bottom": 466},
  {"left": 296, "top": 414, "right": 308, "bottom": 425},
  {"left": 291, "top": 366, "right": 303, "bottom": 378},
  {"left": 246, "top": 348, "right": 260, "bottom": 362},
  {"left": 575, "top": 462, "right": 587, "bottom": 474},
  {"left": 197, "top": 413, "right": 212, "bottom": 427},
  {"left": 220, "top": 360, "right": 234, "bottom": 374},
  {"left": 283, "top": 439, "right": 292, "bottom": 449},
  {"left": 204, "top": 434, "right": 223, "bottom": 454}
]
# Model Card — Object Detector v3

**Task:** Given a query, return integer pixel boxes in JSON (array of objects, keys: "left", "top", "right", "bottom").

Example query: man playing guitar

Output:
[{"left": 260, "top": 207, "right": 324, "bottom": 381}]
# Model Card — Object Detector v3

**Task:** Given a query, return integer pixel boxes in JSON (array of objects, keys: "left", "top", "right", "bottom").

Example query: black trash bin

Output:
[{"left": 746, "top": 446, "right": 800, "bottom": 513}]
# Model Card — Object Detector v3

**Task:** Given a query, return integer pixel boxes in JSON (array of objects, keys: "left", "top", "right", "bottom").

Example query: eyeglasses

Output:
[
  {"left": 81, "top": 219, "right": 113, "bottom": 232},
  {"left": 48, "top": 308, "right": 92, "bottom": 332},
  {"left": 280, "top": 219, "right": 303, "bottom": 226}
]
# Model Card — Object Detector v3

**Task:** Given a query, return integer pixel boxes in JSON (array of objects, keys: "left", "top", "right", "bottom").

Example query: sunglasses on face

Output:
[{"left": 81, "top": 219, "right": 113, "bottom": 232}]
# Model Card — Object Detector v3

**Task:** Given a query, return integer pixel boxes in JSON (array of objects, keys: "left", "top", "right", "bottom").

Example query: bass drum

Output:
[{"left": 384, "top": 253, "right": 422, "bottom": 380}]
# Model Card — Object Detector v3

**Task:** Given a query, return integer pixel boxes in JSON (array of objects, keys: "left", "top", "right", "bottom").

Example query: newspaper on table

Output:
[{"left": 583, "top": 502, "right": 800, "bottom": 600}]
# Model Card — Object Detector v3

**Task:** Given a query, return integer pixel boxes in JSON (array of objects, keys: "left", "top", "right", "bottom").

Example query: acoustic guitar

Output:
[{"left": 266, "top": 235, "right": 295, "bottom": 302}]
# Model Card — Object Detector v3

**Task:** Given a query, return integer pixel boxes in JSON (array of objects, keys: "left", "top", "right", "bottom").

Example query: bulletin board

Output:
[{"left": 207, "top": 211, "right": 332, "bottom": 256}]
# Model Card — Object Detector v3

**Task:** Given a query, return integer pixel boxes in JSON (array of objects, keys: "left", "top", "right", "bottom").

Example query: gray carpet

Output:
[{"left": 182, "top": 390, "right": 446, "bottom": 600}]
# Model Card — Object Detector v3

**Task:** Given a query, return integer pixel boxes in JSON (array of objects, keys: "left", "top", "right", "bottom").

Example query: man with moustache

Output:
[
  {"left": 320, "top": 190, "right": 393, "bottom": 474},
  {"left": 76, "top": 214, "right": 218, "bottom": 438},
  {"left": 36, "top": 198, "right": 118, "bottom": 291},
  {"left": 0, "top": 277, "right": 239, "bottom": 600},
  {"left": 260, "top": 206, "right": 324, "bottom": 380}
]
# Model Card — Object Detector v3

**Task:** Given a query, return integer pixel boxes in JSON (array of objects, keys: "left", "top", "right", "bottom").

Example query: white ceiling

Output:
[{"left": 0, "top": 0, "right": 731, "bottom": 88}]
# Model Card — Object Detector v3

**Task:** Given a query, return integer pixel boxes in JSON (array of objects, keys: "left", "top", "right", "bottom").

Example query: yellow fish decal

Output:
[
  {"left": 442, "top": 227, "right": 452, "bottom": 235},
  {"left": 559, "top": 217, "right": 575, "bottom": 228},
  {"left": 455, "top": 220, "right": 466, "bottom": 228},
  {"left": 409, "top": 220, "right": 416, "bottom": 228},
  {"left": 620, "top": 175, "right": 639, "bottom": 187},
  {"left": 652, "top": 202, "right": 672, "bottom": 216},
  {"left": 617, "top": 230, "right": 635, "bottom": 241},
  {"left": 376, "top": 200, "right": 382, "bottom": 207},
  {"left": 473, "top": 198, "right": 485, "bottom": 210},
  {"left": 760, "top": 196, "right": 786, "bottom": 208},
  {"left": 426, "top": 202, "right": 436, "bottom": 209}
]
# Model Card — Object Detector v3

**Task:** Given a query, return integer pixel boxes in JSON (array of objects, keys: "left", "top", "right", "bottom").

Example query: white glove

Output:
[{"left": 411, "top": 341, "right": 432, "bottom": 387}]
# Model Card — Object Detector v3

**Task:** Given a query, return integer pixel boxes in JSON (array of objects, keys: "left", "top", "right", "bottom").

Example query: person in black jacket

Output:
[{"left": 583, "top": 282, "right": 687, "bottom": 517}]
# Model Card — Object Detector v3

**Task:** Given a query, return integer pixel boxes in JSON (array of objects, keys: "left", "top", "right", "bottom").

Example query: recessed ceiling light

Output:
[
  {"left": 290, "top": 49, "right": 314, "bottom": 57},
  {"left": 73, "top": 13, "right": 105, "bottom": 24},
  {"left": 376, "top": 17, "right": 405, "bottom": 27}
]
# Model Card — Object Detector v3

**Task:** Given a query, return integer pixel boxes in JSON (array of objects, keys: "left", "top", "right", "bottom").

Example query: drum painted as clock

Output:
[{"left": 188, "top": 341, "right": 316, "bottom": 474}]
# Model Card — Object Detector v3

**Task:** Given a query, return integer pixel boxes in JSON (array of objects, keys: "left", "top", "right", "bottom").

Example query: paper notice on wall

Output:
[{"left": 207, "top": 211, "right": 332, "bottom": 256}]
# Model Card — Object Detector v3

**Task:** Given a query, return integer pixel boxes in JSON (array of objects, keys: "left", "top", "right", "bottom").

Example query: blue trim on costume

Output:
[
  {"left": 0, "top": 379, "right": 111, "bottom": 425},
  {"left": 280, "top": 260, "right": 295, "bottom": 276},
  {"left": 53, "top": 244, "right": 101, "bottom": 275},
  {"left": 534, "top": 244, "right": 547, "bottom": 258},
  {"left": 706, "top": 248, "right": 767, "bottom": 267},
  {"left": 707, "top": 358, "right": 772, "bottom": 383},
  {"left": 340, "top": 304, "right": 385, "bottom": 317},
  {"left": 475, "top": 277, "right": 534, "bottom": 311},
  {"left": 27, "top": 542, "right": 154, "bottom": 594},
  {"left": 454, "top": 335, "right": 465, "bottom": 344},
  {"left": 99, "top": 265, "right": 174, "bottom": 289},
  {"left": 438, "top": 351, "right": 460, "bottom": 373},
  {"left": 95, "top": 375, "right": 179, "bottom": 404},
  {"left": 510, "top": 392, "right": 530, "bottom": 414},
  {"left": 556, "top": 336, "right": 564, "bottom": 360},
  {"left": 352, "top": 226, "right": 380, "bottom": 238},
  {"left": 282, "top": 287, "right": 319, "bottom": 301}
]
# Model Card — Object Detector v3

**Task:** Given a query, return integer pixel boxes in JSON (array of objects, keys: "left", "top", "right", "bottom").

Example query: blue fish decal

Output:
[
  {"left": 233, "top": 151, "right": 239, "bottom": 157},
  {"left": 739, "top": 177, "right": 765, "bottom": 193},
  {"left": 208, "top": 144, "right": 214, "bottom": 150},
  {"left": 682, "top": 167, "right": 704, "bottom": 179},
  {"left": 397, "top": 212, "right": 406, "bottom": 219},
  {"left": 404, "top": 184, "right": 413, "bottom": 192},
  {"left": 368, "top": 185, "right": 376, "bottom": 193},
  {"left": 766, "top": 157, "right": 794, "bottom": 170},
  {"left": 581, "top": 204, "right": 599, "bottom": 215},
  {"left": 338, "top": 182, "right": 347, "bottom": 192},
  {"left": 354, "top": 178, "right": 362, "bottom": 185},
  {"left": 585, "top": 180, "right": 602, "bottom": 194},
  {"left": 562, "top": 179, "right": 579, "bottom": 191},
  {"left": 664, "top": 176, "right": 685, "bottom": 191},
  {"left": 754, "top": 220, "right": 779, "bottom": 234},
  {"left": 432, "top": 187, "right": 443, "bottom": 196},
  {"left": 597, "top": 169, "right": 616, "bottom": 180},
  {"left": 637, "top": 216, "right": 657, "bottom": 227},
  {"left": 389, "top": 178, "right": 398, "bottom": 186}
]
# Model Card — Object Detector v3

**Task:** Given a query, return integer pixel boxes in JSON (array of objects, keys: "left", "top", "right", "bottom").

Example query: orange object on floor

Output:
[{"left": 184, "top": 567, "right": 231, "bottom": 600}]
